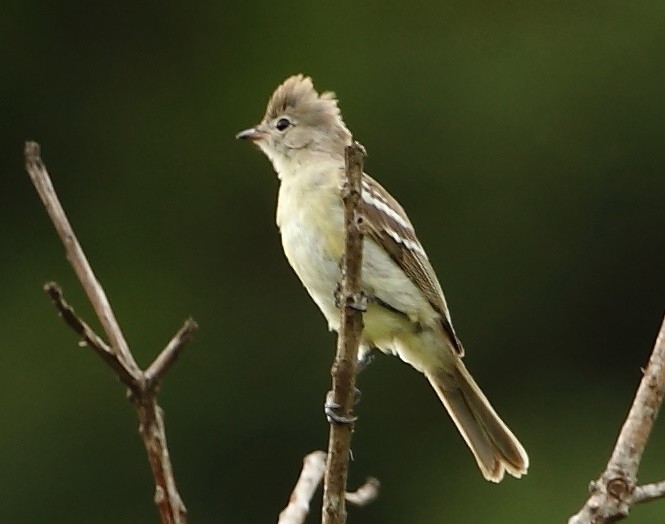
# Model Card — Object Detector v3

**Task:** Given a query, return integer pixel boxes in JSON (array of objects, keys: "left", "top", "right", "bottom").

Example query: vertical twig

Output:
[
  {"left": 569, "top": 314, "right": 665, "bottom": 523},
  {"left": 25, "top": 142, "right": 195, "bottom": 524},
  {"left": 321, "top": 141, "right": 366, "bottom": 524}
]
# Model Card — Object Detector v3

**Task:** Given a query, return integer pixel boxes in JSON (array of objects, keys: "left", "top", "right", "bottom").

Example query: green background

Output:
[{"left": 2, "top": 1, "right": 664, "bottom": 522}]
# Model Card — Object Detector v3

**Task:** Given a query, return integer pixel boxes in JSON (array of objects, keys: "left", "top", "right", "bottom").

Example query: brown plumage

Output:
[{"left": 358, "top": 174, "right": 465, "bottom": 355}]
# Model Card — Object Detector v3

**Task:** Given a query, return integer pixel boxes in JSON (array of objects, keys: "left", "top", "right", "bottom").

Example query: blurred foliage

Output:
[{"left": 2, "top": 1, "right": 664, "bottom": 522}]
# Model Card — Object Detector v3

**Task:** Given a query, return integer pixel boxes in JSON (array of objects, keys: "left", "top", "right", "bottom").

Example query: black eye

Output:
[{"left": 275, "top": 117, "right": 291, "bottom": 131}]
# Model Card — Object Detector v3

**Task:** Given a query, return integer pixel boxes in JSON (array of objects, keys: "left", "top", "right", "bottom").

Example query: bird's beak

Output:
[{"left": 236, "top": 127, "right": 266, "bottom": 141}]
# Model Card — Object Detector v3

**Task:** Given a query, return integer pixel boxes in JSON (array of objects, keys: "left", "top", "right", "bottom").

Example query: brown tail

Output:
[{"left": 425, "top": 361, "right": 529, "bottom": 482}]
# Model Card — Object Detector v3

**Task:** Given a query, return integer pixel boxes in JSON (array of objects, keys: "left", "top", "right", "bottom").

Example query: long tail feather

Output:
[{"left": 425, "top": 361, "right": 529, "bottom": 482}]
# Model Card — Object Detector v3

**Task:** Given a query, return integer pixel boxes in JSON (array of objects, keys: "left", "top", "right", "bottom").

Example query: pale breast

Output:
[
  {"left": 275, "top": 168, "right": 440, "bottom": 351},
  {"left": 277, "top": 179, "right": 345, "bottom": 327}
]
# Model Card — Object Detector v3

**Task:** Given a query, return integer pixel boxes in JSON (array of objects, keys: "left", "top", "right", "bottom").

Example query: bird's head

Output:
[{"left": 236, "top": 75, "right": 352, "bottom": 174}]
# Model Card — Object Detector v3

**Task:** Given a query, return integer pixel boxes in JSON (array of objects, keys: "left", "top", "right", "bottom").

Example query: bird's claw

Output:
[
  {"left": 348, "top": 292, "right": 368, "bottom": 312},
  {"left": 334, "top": 282, "right": 343, "bottom": 309},
  {"left": 324, "top": 389, "right": 361, "bottom": 425},
  {"left": 333, "top": 283, "right": 368, "bottom": 312}
]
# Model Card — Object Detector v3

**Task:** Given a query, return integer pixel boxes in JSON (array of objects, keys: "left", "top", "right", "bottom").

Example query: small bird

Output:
[{"left": 237, "top": 75, "right": 528, "bottom": 482}]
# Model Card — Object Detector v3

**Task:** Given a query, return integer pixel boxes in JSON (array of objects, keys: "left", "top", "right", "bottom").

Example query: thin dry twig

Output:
[
  {"left": 344, "top": 477, "right": 380, "bottom": 507},
  {"left": 569, "top": 315, "right": 665, "bottom": 524},
  {"left": 25, "top": 141, "right": 139, "bottom": 374},
  {"left": 321, "top": 141, "right": 367, "bottom": 524},
  {"left": 279, "top": 451, "right": 380, "bottom": 524},
  {"left": 279, "top": 451, "right": 328, "bottom": 524},
  {"left": 25, "top": 141, "right": 196, "bottom": 524},
  {"left": 632, "top": 480, "right": 665, "bottom": 505},
  {"left": 145, "top": 318, "right": 199, "bottom": 391},
  {"left": 44, "top": 281, "right": 136, "bottom": 391}
]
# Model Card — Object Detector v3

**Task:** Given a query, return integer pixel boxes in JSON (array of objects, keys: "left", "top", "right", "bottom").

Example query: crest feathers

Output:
[{"left": 265, "top": 74, "right": 341, "bottom": 122}]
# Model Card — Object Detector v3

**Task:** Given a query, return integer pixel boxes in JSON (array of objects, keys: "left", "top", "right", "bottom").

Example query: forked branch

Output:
[
  {"left": 279, "top": 451, "right": 380, "bottom": 524},
  {"left": 25, "top": 141, "right": 196, "bottom": 524}
]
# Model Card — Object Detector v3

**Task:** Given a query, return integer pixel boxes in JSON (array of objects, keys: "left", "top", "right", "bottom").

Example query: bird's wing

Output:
[{"left": 358, "top": 173, "right": 464, "bottom": 355}]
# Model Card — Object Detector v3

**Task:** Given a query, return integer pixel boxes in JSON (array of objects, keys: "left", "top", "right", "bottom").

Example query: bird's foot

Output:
[
  {"left": 334, "top": 281, "right": 343, "bottom": 309},
  {"left": 334, "top": 283, "right": 368, "bottom": 312},
  {"left": 324, "top": 388, "right": 361, "bottom": 424}
]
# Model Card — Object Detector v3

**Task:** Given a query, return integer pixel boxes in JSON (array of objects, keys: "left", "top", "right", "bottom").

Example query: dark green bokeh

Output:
[{"left": 2, "top": 2, "right": 664, "bottom": 522}]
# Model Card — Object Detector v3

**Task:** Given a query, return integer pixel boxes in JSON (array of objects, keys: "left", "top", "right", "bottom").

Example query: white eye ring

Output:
[{"left": 275, "top": 117, "right": 291, "bottom": 131}]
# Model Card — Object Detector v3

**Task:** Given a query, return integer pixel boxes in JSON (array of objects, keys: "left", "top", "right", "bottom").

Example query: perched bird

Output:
[{"left": 237, "top": 75, "right": 528, "bottom": 482}]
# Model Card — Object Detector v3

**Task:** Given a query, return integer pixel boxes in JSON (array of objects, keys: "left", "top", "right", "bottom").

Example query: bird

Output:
[{"left": 236, "top": 74, "right": 528, "bottom": 482}]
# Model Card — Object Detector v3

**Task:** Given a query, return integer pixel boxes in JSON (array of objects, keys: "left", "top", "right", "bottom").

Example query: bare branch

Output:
[
  {"left": 25, "top": 141, "right": 192, "bottom": 524},
  {"left": 279, "top": 452, "right": 381, "bottom": 524},
  {"left": 321, "top": 141, "right": 367, "bottom": 524},
  {"left": 145, "top": 318, "right": 199, "bottom": 391},
  {"left": 43, "top": 281, "right": 138, "bottom": 390},
  {"left": 279, "top": 451, "right": 327, "bottom": 524},
  {"left": 24, "top": 141, "right": 139, "bottom": 374},
  {"left": 569, "top": 314, "right": 665, "bottom": 523},
  {"left": 633, "top": 480, "right": 665, "bottom": 505},
  {"left": 344, "top": 477, "right": 380, "bottom": 507},
  {"left": 136, "top": 398, "right": 187, "bottom": 523}
]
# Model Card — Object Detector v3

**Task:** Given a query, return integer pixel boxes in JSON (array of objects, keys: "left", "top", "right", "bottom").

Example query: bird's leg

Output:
[
  {"left": 323, "top": 341, "right": 381, "bottom": 425},
  {"left": 328, "top": 278, "right": 368, "bottom": 424},
  {"left": 324, "top": 347, "right": 377, "bottom": 423}
]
